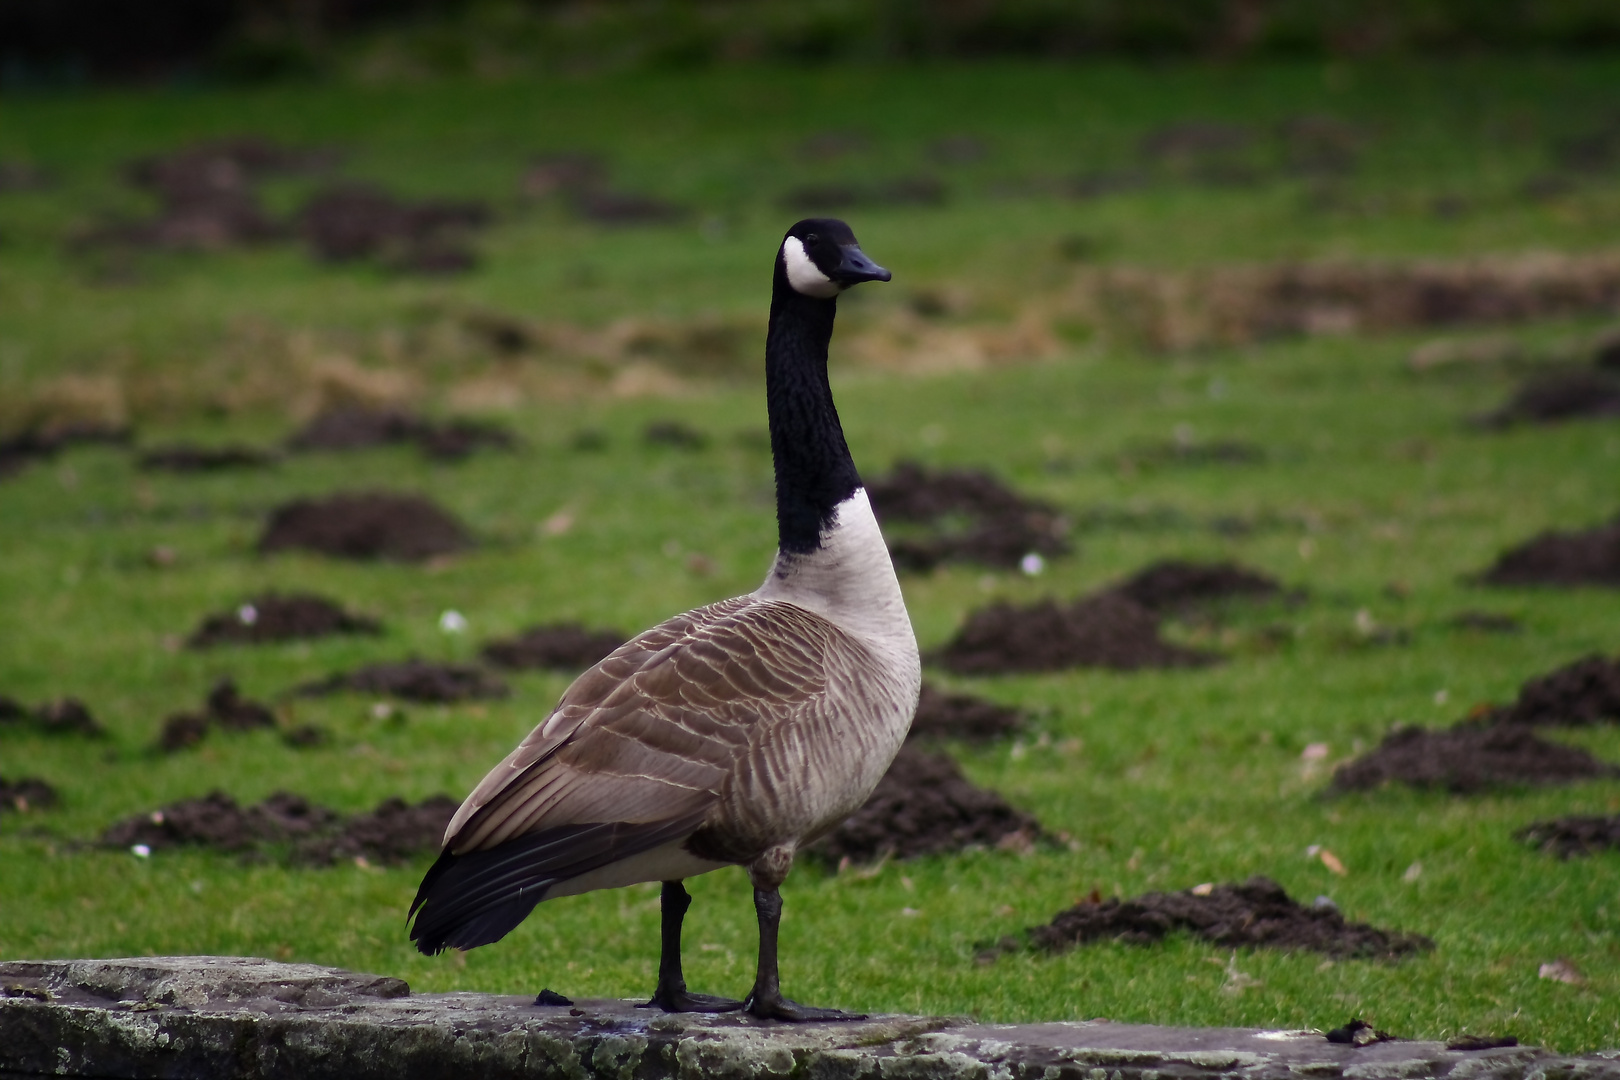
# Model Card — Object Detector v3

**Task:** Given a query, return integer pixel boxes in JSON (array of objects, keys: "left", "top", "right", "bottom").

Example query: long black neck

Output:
[{"left": 765, "top": 265, "right": 862, "bottom": 554}]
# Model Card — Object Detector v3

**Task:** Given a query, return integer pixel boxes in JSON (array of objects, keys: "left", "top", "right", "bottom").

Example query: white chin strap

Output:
[{"left": 782, "top": 236, "right": 841, "bottom": 298}]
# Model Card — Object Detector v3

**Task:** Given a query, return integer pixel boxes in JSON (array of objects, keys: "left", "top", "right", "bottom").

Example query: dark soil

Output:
[
  {"left": 1026, "top": 876, "right": 1433, "bottom": 960},
  {"left": 259, "top": 491, "right": 472, "bottom": 562},
  {"left": 0, "top": 697, "right": 105, "bottom": 738},
  {"left": 281, "top": 724, "right": 330, "bottom": 749},
  {"left": 73, "top": 137, "right": 321, "bottom": 254},
  {"left": 297, "top": 184, "right": 489, "bottom": 274},
  {"left": 517, "top": 152, "right": 685, "bottom": 224},
  {"left": 137, "top": 443, "right": 276, "bottom": 472},
  {"left": 869, "top": 460, "right": 1048, "bottom": 522},
  {"left": 572, "top": 189, "right": 687, "bottom": 225},
  {"left": 99, "top": 790, "right": 455, "bottom": 866},
  {"left": 908, "top": 684, "right": 1025, "bottom": 742},
  {"left": 480, "top": 624, "right": 628, "bottom": 671},
  {"left": 291, "top": 795, "right": 458, "bottom": 866},
  {"left": 157, "top": 680, "right": 278, "bottom": 753},
  {"left": 1328, "top": 724, "right": 1616, "bottom": 794},
  {"left": 1597, "top": 332, "right": 1620, "bottom": 370},
  {"left": 1480, "top": 368, "right": 1620, "bottom": 426},
  {"left": 1476, "top": 516, "right": 1620, "bottom": 588},
  {"left": 1485, "top": 654, "right": 1620, "bottom": 727},
  {"left": 867, "top": 460, "right": 1071, "bottom": 572},
  {"left": 1517, "top": 814, "right": 1620, "bottom": 858},
  {"left": 297, "top": 659, "right": 509, "bottom": 704},
  {"left": 102, "top": 791, "right": 340, "bottom": 854},
  {"left": 643, "top": 420, "right": 709, "bottom": 449},
  {"left": 287, "top": 407, "right": 514, "bottom": 461},
  {"left": 805, "top": 745, "right": 1042, "bottom": 866},
  {"left": 1, "top": 777, "right": 58, "bottom": 813},
  {"left": 1109, "top": 559, "right": 1283, "bottom": 614},
  {"left": 1, "top": 424, "right": 132, "bottom": 481},
  {"left": 935, "top": 592, "right": 1218, "bottom": 675},
  {"left": 187, "top": 592, "right": 382, "bottom": 648}
]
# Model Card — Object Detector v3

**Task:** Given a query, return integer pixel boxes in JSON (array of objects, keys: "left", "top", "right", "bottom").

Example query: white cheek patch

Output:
[{"left": 783, "top": 236, "right": 841, "bottom": 298}]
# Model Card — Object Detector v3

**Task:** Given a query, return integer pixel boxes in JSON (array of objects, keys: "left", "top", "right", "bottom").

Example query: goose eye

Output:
[{"left": 805, "top": 233, "right": 819, "bottom": 243}]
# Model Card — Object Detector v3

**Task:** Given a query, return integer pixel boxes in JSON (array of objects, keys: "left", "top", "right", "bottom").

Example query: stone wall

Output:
[{"left": 2, "top": 956, "right": 1616, "bottom": 1080}]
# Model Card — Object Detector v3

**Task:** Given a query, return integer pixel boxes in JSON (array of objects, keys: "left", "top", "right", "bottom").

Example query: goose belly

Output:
[{"left": 543, "top": 843, "right": 729, "bottom": 900}]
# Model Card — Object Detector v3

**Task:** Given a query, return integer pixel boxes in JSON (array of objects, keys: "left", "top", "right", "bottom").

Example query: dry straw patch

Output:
[
  {"left": 1065, "top": 250, "right": 1620, "bottom": 352},
  {"left": 10, "top": 249, "right": 1620, "bottom": 428}
]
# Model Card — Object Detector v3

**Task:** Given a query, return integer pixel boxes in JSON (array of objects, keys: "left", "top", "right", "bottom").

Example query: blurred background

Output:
[{"left": 3, "top": 0, "right": 1620, "bottom": 1051}]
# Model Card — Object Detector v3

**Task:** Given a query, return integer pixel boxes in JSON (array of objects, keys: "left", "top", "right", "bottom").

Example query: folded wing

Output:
[{"left": 409, "top": 597, "right": 840, "bottom": 953}]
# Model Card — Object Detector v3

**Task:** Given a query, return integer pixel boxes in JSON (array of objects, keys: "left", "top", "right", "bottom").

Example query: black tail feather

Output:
[{"left": 408, "top": 815, "right": 708, "bottom": 955}]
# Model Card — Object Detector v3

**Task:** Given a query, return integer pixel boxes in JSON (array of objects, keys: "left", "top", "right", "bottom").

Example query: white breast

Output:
[{"left": 754, "top": 488, "right": 919, "bottom": 679}]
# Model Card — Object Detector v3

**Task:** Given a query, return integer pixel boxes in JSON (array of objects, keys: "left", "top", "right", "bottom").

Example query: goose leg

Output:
[
  {"left": 641, "top": 880, "right": 744, "bottom": 1013},
  {"left": 744, "top": 883, "right": 867, "bottom": 1022}
]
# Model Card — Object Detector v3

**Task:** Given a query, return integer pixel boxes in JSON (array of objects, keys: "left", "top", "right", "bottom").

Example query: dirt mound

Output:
[
  {"left": 518, "top": 152, "right": 685, "bottom": 225},
  {"left": 1075, "top": 252, "right": 1620, "bottom": 352},
  {"left": 1, "top": 424, "right": 132, "bottom": 481},
  {"left": 297, "top": 184, "right": 490, "bottom": 274},
  {"left": 936, "top": 592, "right": 1218, "bottom": 675},
  {"left": 1487, "top": 654, "right": 1620, "bottom": 727},
  {"left": 71, "top": 138, "right": 319, "bottom": 254},
  {"left": 1329, "top": 724, "right": 1616, "bottom": 794},
  {"left": 1517, "top": 814, "right": 1620, "bottom": 858},
  {"left": 908, "top": 684, "right": 1025, "bottom": 742},
  {"left": 1480, "top": 368, "right": 1620, "bottom": 426},
  {"left": 642, "top": 420, "right": 709, "bottom": 449},
  {"left": 137, "top": 444, "right": 277, "bottom": 472},
  {"left": 156, "top": 681, "right": 278, "bottom": 753},
  {"left": 259, "top": 491, "right": 472, "bottom": 562},
  {"left": 1109, "top": 559, "right": 1283, "bottom": 613},
  {"left": 297, "top": 659, "right": 508, "bottom": 703},
  {"left": 99, "top": 790, "right": 454, "bottom": 865},
  {"left": 291, "top": 795, "right": 458, "bottom": 866},
  {"left": 1026, "top": 876, "right": 1432, "bottom": 960},
  {"left": 1476, "top": 516, "right": 1620, "bottom": 588},
  {"left": 0, "top": 697, "right": 105, "bottom": 738},
  {"left": 867, "top": 460, "right": 1070, "bottom": 572},
  {"left": 101, "top": 791, "right": 339, "bottom": 854},
  {"left": 480, "top": 624, "right": 627, "bottom": 671},
  {"left": 869, "top": 460, "right": 1044, "bottom": 522},
  {"left": 573, "top": 189, "right": 687, "bottom": 225},
  {"left": 806, "top": 745, "right": 1041, "bottom": 866},
  {"left": 1, "top": 777, "right": 58, "bottom": 813},
  {"left": 287, "top": 407, "right": 513, "bottom": 461},
  {"left": 187, "top": 592, "right": 381, "bottom": 648}
]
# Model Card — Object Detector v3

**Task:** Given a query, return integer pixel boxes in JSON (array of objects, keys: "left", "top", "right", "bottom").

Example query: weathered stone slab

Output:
[{"left": 1, "top": 956, "right": 1615, "bottom": 1080}]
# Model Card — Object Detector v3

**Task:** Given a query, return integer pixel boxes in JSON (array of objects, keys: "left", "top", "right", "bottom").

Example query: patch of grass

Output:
[{"left": 2, "top": 60, "right": 1619, "bottom": 1052}]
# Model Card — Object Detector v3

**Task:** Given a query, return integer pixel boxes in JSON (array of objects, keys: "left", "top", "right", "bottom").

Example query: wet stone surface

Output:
[{"left": 2, "top": 956, "right": 1615, "bottom": 1080}]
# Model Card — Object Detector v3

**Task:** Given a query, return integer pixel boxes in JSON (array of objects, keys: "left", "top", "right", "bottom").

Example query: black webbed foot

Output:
[
  {"left": 640, "top": 988, "right": 746, "bottom": 1013},
  {"left": 745, "top": 990, "right": 867, "bottom": 1022}
]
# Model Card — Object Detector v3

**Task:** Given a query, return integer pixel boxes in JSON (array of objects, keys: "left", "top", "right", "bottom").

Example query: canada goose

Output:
[{"left": 410, "top": 219, "right": 920, "bottom": 1021}]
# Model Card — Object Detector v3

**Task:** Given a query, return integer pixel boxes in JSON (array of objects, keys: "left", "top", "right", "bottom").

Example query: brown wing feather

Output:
[{"left": 446, "top": 596, "right": 851, "bottom": 856}]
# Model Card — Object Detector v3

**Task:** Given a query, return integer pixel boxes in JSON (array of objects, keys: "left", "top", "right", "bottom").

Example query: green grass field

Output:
[{"left": 2, "top": 60, "right": 1618, "bottom": 1051}]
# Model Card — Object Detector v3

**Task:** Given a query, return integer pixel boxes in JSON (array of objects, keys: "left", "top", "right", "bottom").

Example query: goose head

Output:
[{"left": 778, "top": 218, "right": 891, "bottom": 299}]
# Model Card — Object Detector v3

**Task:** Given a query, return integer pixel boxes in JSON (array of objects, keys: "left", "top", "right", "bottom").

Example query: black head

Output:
[{"left": 778, "top": 218, "right": 892, "bottom": 299}]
